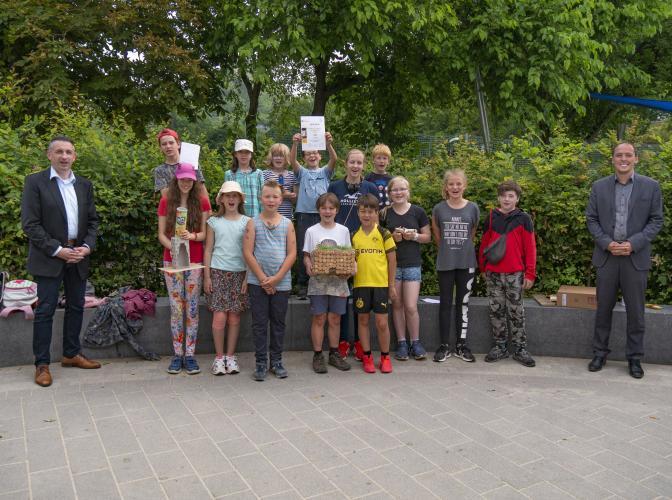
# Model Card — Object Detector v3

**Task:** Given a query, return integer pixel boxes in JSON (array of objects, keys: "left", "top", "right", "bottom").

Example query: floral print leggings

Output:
[{"left": 163, "top": 264, "right": 203, "bottom": 356}]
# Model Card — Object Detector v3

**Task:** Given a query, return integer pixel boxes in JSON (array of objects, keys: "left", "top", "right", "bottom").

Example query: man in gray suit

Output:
[
  {"left": 586, "top": 142, "right": 663, "bottom": 378},
  {"left": 21, "top": 136, "right": 101, "bottom": 387}
]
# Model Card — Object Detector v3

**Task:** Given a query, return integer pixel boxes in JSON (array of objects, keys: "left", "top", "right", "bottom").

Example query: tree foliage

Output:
[
  {"left": 569, "top": 17, "right": 672, "bottom": 139},
  {"left": 2, "top": 0, "right": 671, "bottom": 143},
  {"left": 0, "top": 0, "right": 214, "bottom": 131},
  {"left": 443, "top": 0, "right": 672, "bottom": 138},
  {"left": 322, "top": 0, "right": 672, "bottom": 145},
  {"left": 202, "top": 0, "right": 294, "bottom": 144}
]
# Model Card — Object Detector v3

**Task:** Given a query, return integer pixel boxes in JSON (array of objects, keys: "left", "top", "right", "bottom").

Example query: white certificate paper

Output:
[
  {"left": 300, "top": 116, "right": 326, "bottom": 151},
  {"left": 180, "top": 142, "right": 201, "bottom": 168}
]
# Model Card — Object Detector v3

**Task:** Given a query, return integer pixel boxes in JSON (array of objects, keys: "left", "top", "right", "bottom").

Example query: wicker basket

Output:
[{"left": 312, "top": 247, "right": 356, "bottom": 276}]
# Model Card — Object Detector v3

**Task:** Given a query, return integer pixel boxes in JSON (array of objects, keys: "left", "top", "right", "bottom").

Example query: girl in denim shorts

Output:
[{"left": 380, "top": 176, "right": 431, "bottom": 360}]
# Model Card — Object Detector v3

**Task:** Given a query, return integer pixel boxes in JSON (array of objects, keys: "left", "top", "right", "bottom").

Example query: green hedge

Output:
[{"left": 1, "top": 102, "right": 670, "bottom": 302}]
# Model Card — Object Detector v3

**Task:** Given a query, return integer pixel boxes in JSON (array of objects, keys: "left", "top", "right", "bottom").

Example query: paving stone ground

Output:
[{"left": 1, "top": 353, "right": 671, "bottom": 499}]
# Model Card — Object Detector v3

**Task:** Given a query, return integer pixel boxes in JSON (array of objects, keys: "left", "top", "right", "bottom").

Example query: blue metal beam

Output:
[{"left": 590, "top": 93, "right": 672, "bottom": 112}]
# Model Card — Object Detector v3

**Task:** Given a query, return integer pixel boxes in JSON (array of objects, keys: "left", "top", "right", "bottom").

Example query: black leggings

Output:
[{"left": 438, "top": 269, "right": 475, "bottom": 346}]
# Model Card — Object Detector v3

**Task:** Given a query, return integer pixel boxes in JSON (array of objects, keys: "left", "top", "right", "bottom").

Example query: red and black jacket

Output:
[{"left": 478, "top": 208, "right": 536, "bottom": 281}]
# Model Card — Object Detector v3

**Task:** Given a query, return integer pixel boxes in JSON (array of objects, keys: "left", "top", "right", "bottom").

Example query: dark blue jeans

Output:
[
  {"left": 295, "top": 212, "right": 321, "bottom": 287},
  {"left": 248, "top": 284, "right": 289, "bottom": 365},
  {"left": 33, "top": 265, "right": 87, "bottom": 366}
]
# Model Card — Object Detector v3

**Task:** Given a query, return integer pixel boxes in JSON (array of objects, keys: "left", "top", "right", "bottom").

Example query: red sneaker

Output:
[
  {"left": 362, "top": 354, "right": 376, "bottom": 373},
  {"left": 353, "top": 340, "right": 364, "bottom": 361},
  {"left": 338, "top": 340, "right": 350, "bottom": 359},
  {"left": 379, "top": 354, "right": 393, "bottom": 373}
]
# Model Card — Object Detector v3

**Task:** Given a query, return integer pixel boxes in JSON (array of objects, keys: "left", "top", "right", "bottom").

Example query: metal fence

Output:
[{"left": 413, "top": 134, "right": 662, "bottom": 167}]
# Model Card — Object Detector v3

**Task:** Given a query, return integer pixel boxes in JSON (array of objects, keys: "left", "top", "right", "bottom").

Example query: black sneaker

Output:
[
  {"left": 455, "top": 344, "right": 476, "bottom": 363},
  {"left": 297, "top": 285, "right": 308, "bottom": 300},
  {"left": 484, "top": 346, "right": 509, "bottom": 363},
  {"left": 253, "top": 362, "right": 267, "bottom": 381},
  {"left": 270, "top": 361, "right": 288, "bottom": 378},
  {"left": 328, "top": 351, "right": 351, "bottom": 371},
  {"left": 512, "top": 349, "right": 536, "bottom": 367},
  {"left": 433, "top": 344, "right": 451, "bottom": 362},
  {"left": 313, "top": 352, "right": 327, "bottom": 374}
]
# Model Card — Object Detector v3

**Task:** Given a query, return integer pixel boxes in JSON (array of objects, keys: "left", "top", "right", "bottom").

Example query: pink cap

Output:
[{"left": 175, "top": 163, "right": 197, "bottom": 181}]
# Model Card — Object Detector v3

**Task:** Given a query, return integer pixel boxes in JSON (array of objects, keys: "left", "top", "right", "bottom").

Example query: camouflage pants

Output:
[{"left": 485, "top": 271, "right": 527, "bottom": 349}]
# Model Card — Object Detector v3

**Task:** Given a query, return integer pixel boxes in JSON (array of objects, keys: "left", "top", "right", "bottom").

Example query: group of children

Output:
[{"left": 154, "top": 127, "right": 538, "bottom": 379}]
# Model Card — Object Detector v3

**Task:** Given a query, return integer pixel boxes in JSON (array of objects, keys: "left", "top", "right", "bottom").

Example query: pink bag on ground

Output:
[{"left": 0, "top": 279, "right": 38, "bottom": 320}]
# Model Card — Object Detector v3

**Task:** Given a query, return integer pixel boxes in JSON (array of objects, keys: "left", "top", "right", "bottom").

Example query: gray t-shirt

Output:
[{"left": 432, "top": 201, "right": 480, "bottom": 271}]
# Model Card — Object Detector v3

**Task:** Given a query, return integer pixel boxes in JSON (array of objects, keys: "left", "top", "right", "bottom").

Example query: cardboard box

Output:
[{"left": 557, "top": 285, "right": 597, "bottom": 310}]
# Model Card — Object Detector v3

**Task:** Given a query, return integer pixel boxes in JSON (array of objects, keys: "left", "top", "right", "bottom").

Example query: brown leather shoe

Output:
[
  {"left": 35, "top": 365, "right": 52, "bottom": 387},
  {"left": 61, "top": 353, "right": 101, "bottom": 369}
]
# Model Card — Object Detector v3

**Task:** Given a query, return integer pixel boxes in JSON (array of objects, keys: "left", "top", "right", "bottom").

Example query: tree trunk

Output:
[
  {"left": 617, "top": 123, "right": 627, "bottom": 140},
  {"left": 312, "top": 58, "right": 329, "bottom": 115},
  {"left": 586, "top": 106, "right": 618, "bottom": 142},
  {"left": 241, "top": 72, "right": 262, "bottom": 147}
]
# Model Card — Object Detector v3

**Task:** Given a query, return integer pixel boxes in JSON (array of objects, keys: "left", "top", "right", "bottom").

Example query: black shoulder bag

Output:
[{"left": 483, "top": 210, "right": 512, "bottom": 265}]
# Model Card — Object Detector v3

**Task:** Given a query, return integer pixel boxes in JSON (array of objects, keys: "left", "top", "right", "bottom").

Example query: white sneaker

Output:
[
  {"left": 225, "top": 355, "right": 239, "bottom": 374},
  {"left": 211, "top": 356, "right": 226, "bottom": 376}
]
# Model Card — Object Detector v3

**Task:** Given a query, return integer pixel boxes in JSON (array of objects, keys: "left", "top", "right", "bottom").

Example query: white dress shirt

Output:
[
  {"left": 50, "top": 167, "right": 79, "bottom": 239},
  {"left": 50, "top": 167, "right": 81, "bottom": 256}
]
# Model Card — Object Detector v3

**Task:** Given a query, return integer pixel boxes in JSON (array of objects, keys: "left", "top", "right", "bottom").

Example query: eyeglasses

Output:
[
  {"left": 272, "top": 155, "right": 285, "bottom": 159},
  {"left": 390, "top": 188, "right": 408, "bottom": 193}
]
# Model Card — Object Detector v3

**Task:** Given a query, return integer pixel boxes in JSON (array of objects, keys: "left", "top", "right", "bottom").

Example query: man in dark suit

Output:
[
  {"left": 21, "top": 136, "right": 101, "bottom": 387},
  {"left": 586, "top": 142, "right": 663, "bottom": 379}
]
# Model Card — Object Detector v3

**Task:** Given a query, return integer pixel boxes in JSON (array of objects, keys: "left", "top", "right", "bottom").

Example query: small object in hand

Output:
[{"left": 175, "top": 207, "right": 188, "bottom": 233}]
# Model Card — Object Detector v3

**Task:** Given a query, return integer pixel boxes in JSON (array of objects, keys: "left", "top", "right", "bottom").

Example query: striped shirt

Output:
[
  {"left": 247, "top": 215, "right": 292, "bottom": 291},
  {"left": 262, "top": 169, "right": 297, "bottom": 219}
]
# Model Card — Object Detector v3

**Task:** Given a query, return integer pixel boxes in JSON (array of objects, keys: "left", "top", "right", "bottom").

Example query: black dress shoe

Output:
[
  {"left": 588, "top": 356, "right": 606, "bottom": 372},
  {"left": 628, "top": 359, "right": 644, "bottom": 379}
]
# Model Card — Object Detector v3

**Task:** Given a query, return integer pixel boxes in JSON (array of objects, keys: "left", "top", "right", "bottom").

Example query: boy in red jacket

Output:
[{"left": 478, "top": 180, "right": 537, "bottom": 367}]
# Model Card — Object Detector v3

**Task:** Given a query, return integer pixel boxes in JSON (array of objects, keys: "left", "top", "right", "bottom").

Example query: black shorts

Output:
[{"left": 353, "top": 287, "right": 389, "bottom": 314}]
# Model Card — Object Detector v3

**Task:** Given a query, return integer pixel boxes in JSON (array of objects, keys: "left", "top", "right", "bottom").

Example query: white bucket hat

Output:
[{"left": 217, "top": 181, "right": 246, "bottom": 202}]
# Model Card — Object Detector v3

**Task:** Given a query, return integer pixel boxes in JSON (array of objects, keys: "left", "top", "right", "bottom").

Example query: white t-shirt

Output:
[{"left": 303, "top": 222, "right": 351, "bottom": 297}]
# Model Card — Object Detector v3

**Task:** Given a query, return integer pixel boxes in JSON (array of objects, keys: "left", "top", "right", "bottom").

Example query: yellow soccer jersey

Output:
[{"left": 352, "top": 224, "right": 396, "bottom": 288}]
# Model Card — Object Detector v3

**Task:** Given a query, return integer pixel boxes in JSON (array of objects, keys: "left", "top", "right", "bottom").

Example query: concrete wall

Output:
[{"left": 1, "top": 297, "right": 670, "bottom": 367}]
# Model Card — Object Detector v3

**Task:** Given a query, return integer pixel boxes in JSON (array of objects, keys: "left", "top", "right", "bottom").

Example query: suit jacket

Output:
[
  {"left": 586, "top": 173, "right": 663, "bottom": 271},
  {"left": 21, "top": 168, "right": 99, "bottom": 279}
]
